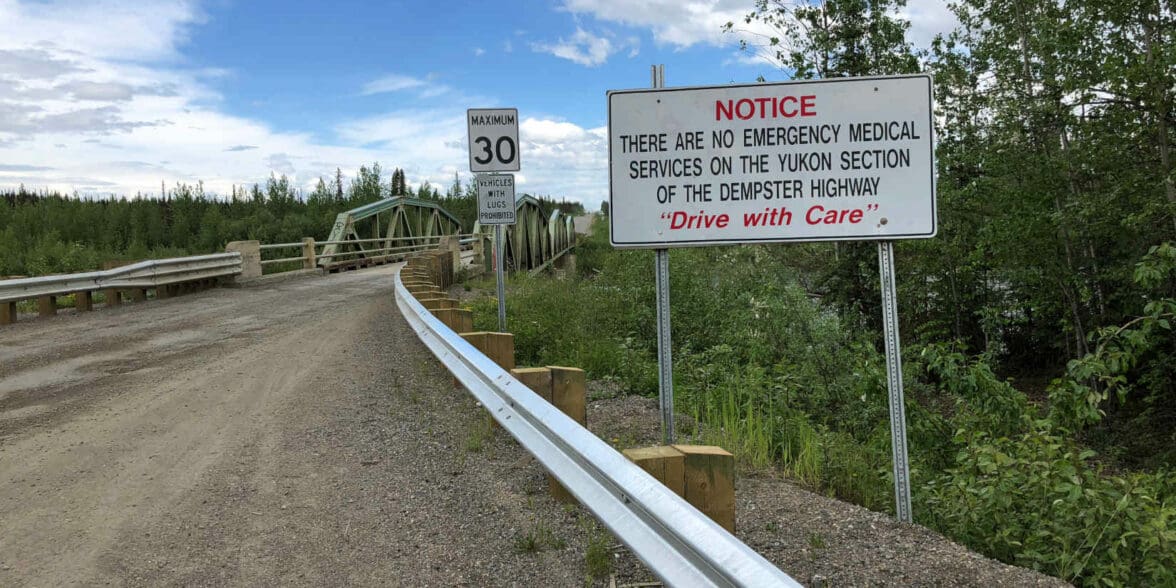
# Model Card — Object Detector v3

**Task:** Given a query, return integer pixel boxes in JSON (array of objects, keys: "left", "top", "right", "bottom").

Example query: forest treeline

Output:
[{"left": 0, "top": 164, "right": 582, "bottom": 277}]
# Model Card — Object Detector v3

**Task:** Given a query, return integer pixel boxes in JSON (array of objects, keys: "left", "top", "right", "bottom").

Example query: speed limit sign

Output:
[{"left": 467, "top": 108, "right": 520, "bottom": 172}]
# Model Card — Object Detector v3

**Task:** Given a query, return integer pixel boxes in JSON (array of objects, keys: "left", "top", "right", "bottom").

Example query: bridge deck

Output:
[{"left": 0, "top": 264, "right": 585, "bottom": 585}]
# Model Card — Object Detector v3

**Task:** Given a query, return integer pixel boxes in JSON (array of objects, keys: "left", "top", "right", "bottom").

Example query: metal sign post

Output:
[
  {"left": 468, "top": 107, "right": 520, "bottom": 332},
  {"left": 475, "top": 173, "right": 516, "bottom": 333},
  {"left": 878, "top": 240, "right": 912, "bottom": 522},
  {"left": 650, "top": 64, "right": 675, "bottom": 445},
  {"left": 496, "top": 224, "right": 506, "bottom": 330}
]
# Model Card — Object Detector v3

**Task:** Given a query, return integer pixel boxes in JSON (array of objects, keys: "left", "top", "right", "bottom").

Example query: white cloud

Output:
[
  {"left": 900, "top": 0, "right": 961, "bottom": 49},
  {"left": 0, "top": 0, "right": 204, "bottom": 61},
  {"left": 532, "top": 28, "right": 629, "bottom": 67},
  {"left": 519, "top": 118, "right": 608, "bottom": 209},
  {"left": 361, "top": 74, "right": 427, "bottom": 95},
  {"left": 473, "top": 47, "right": 485, "bottom": 56},
  {"left": 559, "top": 0, "right": 759, "bottom": 48},
  {"left": 361, "top": 72, "right": 453, "bottom": 101},
  {"left": 560, "top": 0, "right": 958, "bottom": 64}
]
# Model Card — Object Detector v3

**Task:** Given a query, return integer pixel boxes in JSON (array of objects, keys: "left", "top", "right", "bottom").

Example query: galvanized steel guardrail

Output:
[
  {"left": 393, "top": 269, "right": 800, "bottom": 588},
  {"left": 0, "top": 253, "right": 242, "bottom": 303}
]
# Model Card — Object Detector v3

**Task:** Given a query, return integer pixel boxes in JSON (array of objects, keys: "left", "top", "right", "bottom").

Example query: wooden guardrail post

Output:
[
  {"left": 302, "top": 238, "right": 317, "bottom": 269},
  {"left": 1, "top": 301, "right": 16, "bottom": 325},
  {"left": 548, "top": 366, "right": 587, "bottom": 502},
  {"left": 433, "top": 308, "right": 473, "bottom": 332},
  {"left": 459, "top": 332, "right": 515, "bottom": 371},
  {"left": 622, "top": 444, "right": 736, "bottom": 532},
  {"left": 548, "top": 366, "right": 587, "bottom": 425},
  {"left": 511, "top": 367, "right": 552, "bottom": 399},
  {"left": 103, "top": 289, "right": 122, "bottom": 307},
  {"left": 459, "top": 332, "right": 515, "bottom": 428},
  {"left": 439, "top": 235, "right": 461, "bottom": 276},
  {"left": 76, "top": 291, "right": 94, "bottom": 312},
  {"left": 405, "top": 285, "right": 444, "bottom": 297},
  {"left": 674, "top": 445, "right": 735, "bottom": 532},
  {"left": 623, "top": 446, "right": 686, "bottom": 497},
  {"left": 505, "top": 365, "right": 588, "bottom": 502},
  {"left": 37, "top": 295, "right": 56, "bottom": 318},
  {"left": 416, "top": 297, "right": 454, "bottom": 310}
]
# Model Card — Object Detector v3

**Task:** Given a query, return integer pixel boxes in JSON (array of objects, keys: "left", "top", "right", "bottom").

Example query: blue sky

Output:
[{"left": 0, "top": 0, "right": 957, "bottom": 210}]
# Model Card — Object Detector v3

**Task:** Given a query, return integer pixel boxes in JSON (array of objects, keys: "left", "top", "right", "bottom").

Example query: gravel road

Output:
[{"left": 1, "top": 265, "right": 1069, "bottom": 587}]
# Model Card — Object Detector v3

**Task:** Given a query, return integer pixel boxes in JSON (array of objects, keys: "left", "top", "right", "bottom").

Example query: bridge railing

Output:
[
  {"left": 255, "top": 234, "right": 481, "bottom": 272},
  {"left": 0, "top": 253, "right": 242, "bottom": 325},
  {"left": 394, "top": 267, "right": 800, "bottom": 588}
]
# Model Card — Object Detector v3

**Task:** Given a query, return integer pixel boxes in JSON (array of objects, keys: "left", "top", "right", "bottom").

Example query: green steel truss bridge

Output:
[{"left": 317, "top": 195, "right": 576, "bottom": 273}]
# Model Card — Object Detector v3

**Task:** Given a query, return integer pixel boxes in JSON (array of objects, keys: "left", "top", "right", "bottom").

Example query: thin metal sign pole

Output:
[
  {"left": 878, "top": 240, "right": 912, "bottom": 523},
  {"left": 651, "top": 63, "right": 675, "bottom": 445},
  {"left": 495, "top": 223, "right": 506, "bottom": 331}
]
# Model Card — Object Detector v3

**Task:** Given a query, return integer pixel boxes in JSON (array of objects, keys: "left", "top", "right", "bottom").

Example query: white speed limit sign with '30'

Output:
[{"left": 467, "top": 108, "right": 520, "bottom": 172}]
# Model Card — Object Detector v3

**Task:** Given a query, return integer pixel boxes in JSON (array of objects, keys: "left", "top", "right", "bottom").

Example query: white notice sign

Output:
[
  {"left": 468, "top": 108, "right": 520, "bottom": 173},
  {"left": 477, "top": 174, "right": 516, "bottom": 225},
  {"left": 607, "top": 75, "right": 935, "bottom": 247}
]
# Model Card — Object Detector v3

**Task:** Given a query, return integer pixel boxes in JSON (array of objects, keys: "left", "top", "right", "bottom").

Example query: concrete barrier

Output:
[{"left": 225, "top": 240, "right": 262, "bottom": 280}]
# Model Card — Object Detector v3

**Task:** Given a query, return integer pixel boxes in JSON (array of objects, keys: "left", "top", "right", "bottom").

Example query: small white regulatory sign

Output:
[
  {"left": 477, "top": 174, "right": 516, "bottom": 225},
  {"left": 468, "top": 108, "right": 520, "bottom": 173},
  {"left": 607, "top": 75, "right": 935, "bottom": 248}
]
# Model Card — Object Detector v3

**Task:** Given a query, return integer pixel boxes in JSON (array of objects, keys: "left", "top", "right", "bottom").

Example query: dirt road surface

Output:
[{"left": 0, "top": 265, "right": 588, "bottom": 586}]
